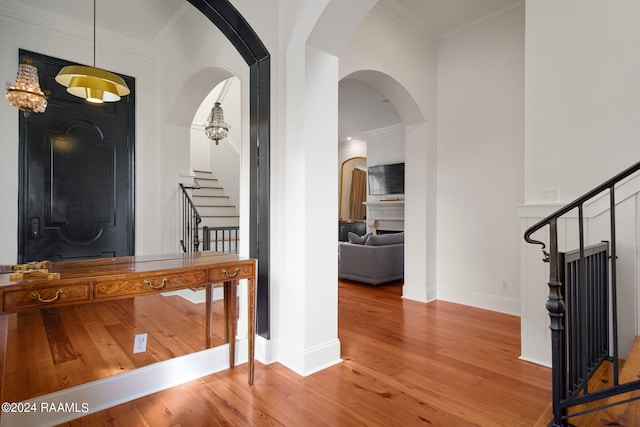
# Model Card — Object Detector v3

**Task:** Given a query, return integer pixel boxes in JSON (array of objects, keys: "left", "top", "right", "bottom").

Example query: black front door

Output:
[{"left": 18, "top": 50, "right": 135, "bottom": 263}]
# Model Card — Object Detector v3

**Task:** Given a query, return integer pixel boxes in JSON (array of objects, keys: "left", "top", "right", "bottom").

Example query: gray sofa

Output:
[{"left": 338, "top": 232, "right": 404, "bottom": 285}]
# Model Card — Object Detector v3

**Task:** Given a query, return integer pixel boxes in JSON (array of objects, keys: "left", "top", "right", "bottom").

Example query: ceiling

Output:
[
  {"left": 16, "top": 0, "right": 521, "bottom": 43},
  {"left": 13, "top": 0, "right": 521, "bottom": 142},
  {"left": 339, "top": 0, "right": 523, "bottom": 142},
  {"left": 388, "top": 0, "right": 521, "bottom": 36},
  {"left": 16, "top": 0, "right": 184, "bottom": 44}
]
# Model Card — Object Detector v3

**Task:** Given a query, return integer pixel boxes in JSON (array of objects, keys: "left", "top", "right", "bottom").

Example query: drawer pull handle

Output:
[
  {"left": 31, "top": 289, "right": 64, "bottom": 303},
  {"left": 143, "top": 278, "right": 168, "bottom": 289},
  {"left": 222, "top": 267, "right": 240, "bottom": 278}
]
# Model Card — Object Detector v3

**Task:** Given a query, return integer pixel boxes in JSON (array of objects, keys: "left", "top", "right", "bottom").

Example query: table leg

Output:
[
  {"left": 0, "top": 315, "right": 7, "bottom": 404},
  {"left": 248, "top": 278, "right": 256, "bottom": 385},
  {"left": 224, "top": 280, "right": 237, "bottom": 368},
  {"left": 205, "top": 284, "right": 212, "bottom": 348}
]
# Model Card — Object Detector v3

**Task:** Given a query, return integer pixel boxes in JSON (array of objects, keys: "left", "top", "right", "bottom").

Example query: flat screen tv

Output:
[{"left": 368, "top": 163, "right": 405, "bottom": 195}]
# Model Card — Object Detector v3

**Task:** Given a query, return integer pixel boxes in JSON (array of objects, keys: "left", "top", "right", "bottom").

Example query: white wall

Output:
[
  {"left": 364, "top": 124, "right": 404, "bottom": 167},
  {"left": 525, "top": 0, "right": 640, "bottom": 204},
  {"left": 436, "top": 5, "right": 525, "bottom": 315},
  {"left": 521, "top": 0, "right": 640, "bottom": 365}
]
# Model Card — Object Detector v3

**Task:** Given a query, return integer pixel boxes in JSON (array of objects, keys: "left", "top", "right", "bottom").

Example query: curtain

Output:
[{"left": 349, "top": 168, "right": 367, "bottom": 220}]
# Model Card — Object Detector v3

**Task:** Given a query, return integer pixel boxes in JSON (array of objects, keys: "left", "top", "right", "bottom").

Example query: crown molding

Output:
[
  {"left": 152, "top": 2, "right": 198, "bottom": 50},
  {"left": 374, "top": 0, "right": 439, "bottom": 48},
  {"left": 0, "top": 0, "right": 157, "bottom": 62},
  {"left": 439, "top": 1, "right": 525, "bottom": 51},
  {"left": 362, "top": 123, "right": 404, "bottom": 139}
]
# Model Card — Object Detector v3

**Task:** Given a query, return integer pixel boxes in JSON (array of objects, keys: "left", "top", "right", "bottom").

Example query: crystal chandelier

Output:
[
  {"left": 55, "top": 0, "right": 130, "bottom": 103},
  {"left": 5, "top": 57, "right": 49, "bottom": 117},
  {"left": 204, "top": 102, "right": 229, "bottom": 144}
]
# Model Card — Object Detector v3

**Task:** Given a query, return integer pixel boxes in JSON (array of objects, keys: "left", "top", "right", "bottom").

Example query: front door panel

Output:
[{"left": 18, "top": 50, "right": 135, "bottom": 263}]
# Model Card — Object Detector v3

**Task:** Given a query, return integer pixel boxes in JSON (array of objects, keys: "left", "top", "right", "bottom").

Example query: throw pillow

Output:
[
  {"left": 348, "top": 232, "right": 371, "bottom": 244},
  {"left": 365, "top": 232, "right": 404, "bottom": 246}
]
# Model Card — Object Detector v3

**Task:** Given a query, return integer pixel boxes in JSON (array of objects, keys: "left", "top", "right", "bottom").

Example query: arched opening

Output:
[
  {"left": 186, "top": 0, "right": 270, "bottom": 337},
  {"left": 339, "top": 69, "right": 428, "bottom": 298}
]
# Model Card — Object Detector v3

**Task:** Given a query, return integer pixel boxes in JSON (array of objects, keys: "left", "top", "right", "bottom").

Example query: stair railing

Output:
[
  {"left": 202, "top": 225, "right": 239, "bottom": 253},
  {"left": 179, "top": 183, "right": 201, "bottom": 253},
  {"left": 524, "top": 160, "right": 640, "bottom": 426}
]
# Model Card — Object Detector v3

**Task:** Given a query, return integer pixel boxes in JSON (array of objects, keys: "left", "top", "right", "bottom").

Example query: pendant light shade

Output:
[
  {"left": 55, "top": 0, "right": 129, "bottom": 103},
  {"left": 55, "top": 65, "right": 129, "bottom": 103}
]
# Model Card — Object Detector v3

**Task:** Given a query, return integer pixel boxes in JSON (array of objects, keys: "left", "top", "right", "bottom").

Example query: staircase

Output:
[
  {"left": 525, "top": 160, "right": 640, "bottom": 427},
  {"left": 535, "top": 337, "right": 640, "bottom": 426},
  {"left": 191, "top": 170, "right": 239, "bottom": 252},
  {"left": 599, "top": 336, "right": 640, "bottom": 426}
]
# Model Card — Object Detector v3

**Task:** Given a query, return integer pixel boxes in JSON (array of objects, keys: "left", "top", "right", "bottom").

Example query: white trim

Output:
[
  {"left": 438, "top": 287, "right": 521, "bottom": 316},
  {"left": 0, "top": 343, "right": 248, "bottom": 427},
  {"left": 276, "top": 338, "right": 342, "bottom": 377},
  {"left": 518, "top": 171, "right": 640, "bottom": 220},
  {"left": 161, "top": 287, "right": 224, "bottom": 304},
  {"left": 439, "top": 2, "right": 525, "bottom": 50},
  {"left": 519, "top": 338, "right": 552, "bottom": 368},
  {"left": 374, "top": 0, "right": 439, "bottom": 48},
  {"left": 402, "top": 283, "right": 436, "bottom": 303},
  {"left": 361, "top": 123, "right": 405, "bottom": 140}
]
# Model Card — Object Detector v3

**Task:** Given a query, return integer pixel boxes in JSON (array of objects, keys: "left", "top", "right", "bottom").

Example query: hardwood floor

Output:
[
  {"left": 3, "top": 291, "right": 228, "bottom": 402},
  {"left": 49, "top": 280, "right": 552, "bottom": 426}
]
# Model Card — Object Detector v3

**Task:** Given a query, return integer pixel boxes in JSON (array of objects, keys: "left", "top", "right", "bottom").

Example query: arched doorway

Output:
[
  {"left": 340, "top": 69, "right": 432, "bottom": 301},
  {"left": 186, "top": 0, "right": 271, "bottom": 337}
]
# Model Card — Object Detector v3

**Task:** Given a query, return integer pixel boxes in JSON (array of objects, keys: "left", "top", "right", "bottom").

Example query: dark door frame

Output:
[{"left": 186, "top": 0, "right": 270, "bottom": 338}]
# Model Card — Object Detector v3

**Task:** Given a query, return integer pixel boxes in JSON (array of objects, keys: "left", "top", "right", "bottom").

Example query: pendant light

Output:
[
  {"left": 204, "top": 102, "right": 230, "bottom": 144},
  {"left": 5, "top": 57, "right": 49, "bottom": 116},
  {"left": 55, "top": 0, "right": 129, "bottom": 103}
]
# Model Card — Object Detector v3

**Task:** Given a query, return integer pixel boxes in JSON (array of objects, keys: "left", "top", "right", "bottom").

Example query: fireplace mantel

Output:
[{"left": 364, "top": 200, "right": 404, "bottom": 234}]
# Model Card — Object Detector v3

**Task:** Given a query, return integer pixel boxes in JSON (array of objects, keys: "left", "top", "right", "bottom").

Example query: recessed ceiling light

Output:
[{"left": 347, "top": 137, "right": 352, "bottom": 141}]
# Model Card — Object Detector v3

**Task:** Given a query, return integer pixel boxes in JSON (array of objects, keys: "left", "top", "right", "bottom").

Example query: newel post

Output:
[{"left": 546, "top": 218, "right": 570, "bottom": 427}]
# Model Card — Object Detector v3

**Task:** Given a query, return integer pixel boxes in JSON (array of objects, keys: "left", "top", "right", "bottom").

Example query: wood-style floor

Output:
[
  {"left": 46, "top": 280, "right": 552, "bottom": 426},
  {"left": 2, "top": 291, "right": 228, "bottom": 402}
]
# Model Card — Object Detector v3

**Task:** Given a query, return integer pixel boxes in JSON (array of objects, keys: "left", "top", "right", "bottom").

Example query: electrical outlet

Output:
[
  {"left": 501, "top": 279, "right": 508, "bottom": 290},
  {"left": 133, "top": 333, "right": 148, "bottom": 353}
]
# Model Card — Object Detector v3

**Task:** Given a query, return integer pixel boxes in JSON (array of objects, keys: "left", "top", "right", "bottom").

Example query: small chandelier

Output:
[
  {"left": 55, "top": 0, "right": 130, "bottom": 103},
  {"left": 204, "top": 102, "right": 229, "bottom": 144},
  {"left": 5, "top": 57, "right": 49, "bottom": 117}
]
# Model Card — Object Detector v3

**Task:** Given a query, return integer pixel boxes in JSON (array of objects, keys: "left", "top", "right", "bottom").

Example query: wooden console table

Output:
[{"left": 0, "top": 251, "right": 257, "bottom": 386}]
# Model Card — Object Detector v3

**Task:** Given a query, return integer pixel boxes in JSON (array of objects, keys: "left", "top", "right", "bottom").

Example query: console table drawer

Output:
[
  {"left": 208, "top": 263, "right": 255, "bottom": 282},
  {"left": 4, "top": 284, "right": 90, "bottom": 311},
  {"left": 94, "top": 270, "right": 207, "bottom": 298}
]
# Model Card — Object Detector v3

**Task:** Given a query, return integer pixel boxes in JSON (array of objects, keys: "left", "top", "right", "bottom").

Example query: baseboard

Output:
[
  {"left": 276, "top": 338, "right": 342, "bottom": 377},
  {"left": 161, "top": 287, "right": 224, "bottom": 304},
  {"left": 0, "top": 342, "right": 248, "bottom": 427},
  {"left": 402, "top": 283, "right": 437, "bottom": 302},
  {"left": 437, "top": 287, "right": 521, "bottom": 316},
  {"left": 520, "top": 336, "right": 552, "bottom": 367}
]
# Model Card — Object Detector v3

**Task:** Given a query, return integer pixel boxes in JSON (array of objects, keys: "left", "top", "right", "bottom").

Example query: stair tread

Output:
[{"left": 600, "top": 336, "right": 640, "bottom": 426}]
